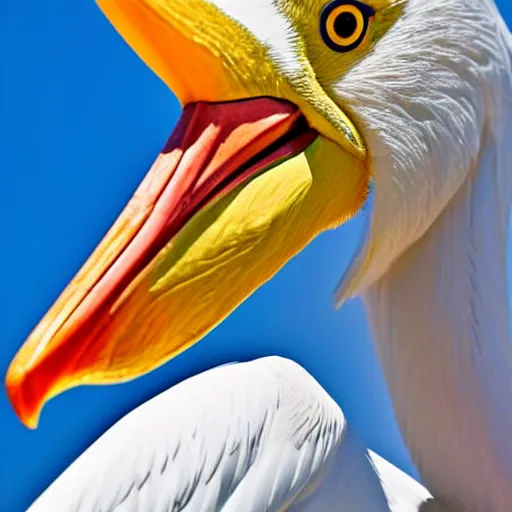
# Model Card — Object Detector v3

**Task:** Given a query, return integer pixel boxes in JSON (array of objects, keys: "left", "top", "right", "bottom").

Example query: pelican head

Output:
[{"left": 6, "top": 0, "right": 507, "bottom": 428}]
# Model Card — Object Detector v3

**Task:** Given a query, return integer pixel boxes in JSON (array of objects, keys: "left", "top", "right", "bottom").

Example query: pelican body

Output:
[{"left": 5, "top": 0, "right": 512, "bottom": 510}]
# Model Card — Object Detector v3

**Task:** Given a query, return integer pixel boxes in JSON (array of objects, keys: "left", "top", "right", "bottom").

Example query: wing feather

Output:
[{"left": 28, "top": 357, "right": 344, "bottom": 512}]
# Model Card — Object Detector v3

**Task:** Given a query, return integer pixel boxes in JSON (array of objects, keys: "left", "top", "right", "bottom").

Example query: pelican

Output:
[{"left": 6, "top": 0, "right": 512, "bottom": 510}]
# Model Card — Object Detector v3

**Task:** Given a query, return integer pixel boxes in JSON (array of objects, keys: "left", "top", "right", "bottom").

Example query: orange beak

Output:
[
  {"left": 6, "top": 97, "right": 317, "bottom": 428},
  {"left": 6, "top": 0, "right": 369, "bottom": 428}
]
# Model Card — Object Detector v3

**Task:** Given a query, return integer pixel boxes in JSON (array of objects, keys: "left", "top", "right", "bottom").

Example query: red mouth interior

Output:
[
  {"left": 92, "top": 98, "right": 316, "bottom": 311},
  {"left": 51, "top": 98, "right": 317, "bottom": 355}
]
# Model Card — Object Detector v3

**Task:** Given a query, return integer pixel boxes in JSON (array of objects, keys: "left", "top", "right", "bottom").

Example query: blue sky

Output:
[{"left": 1, "top": 2, "right": 510, "bottom": 510}]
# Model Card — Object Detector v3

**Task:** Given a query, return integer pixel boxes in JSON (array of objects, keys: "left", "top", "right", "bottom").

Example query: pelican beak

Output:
[{"left": 6, "top": 0, "right": 369, "bottom": 428}]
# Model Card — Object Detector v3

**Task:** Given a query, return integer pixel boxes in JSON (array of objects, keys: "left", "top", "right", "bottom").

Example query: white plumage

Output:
[
  {"left": 28, "top": 357, "right": 432, "bottom": 511},
  {"left": 334, "top": 0, "right": 512, "bottom": 508}
]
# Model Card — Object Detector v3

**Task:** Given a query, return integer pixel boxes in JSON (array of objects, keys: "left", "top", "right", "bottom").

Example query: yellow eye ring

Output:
[
  {"left": 320, "top": 0, "right": 375, "bottom": 53},
  {"left": 326, "top": 5, "right": 365, "bottom": 47}
]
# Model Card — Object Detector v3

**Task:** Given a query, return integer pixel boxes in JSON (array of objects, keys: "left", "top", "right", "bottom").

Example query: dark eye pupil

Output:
[{"left": 334, "top": 12, "right": 357, "bottom": 39}]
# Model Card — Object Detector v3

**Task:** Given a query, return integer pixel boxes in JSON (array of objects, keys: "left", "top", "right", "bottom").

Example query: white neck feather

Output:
[
  {"left": 332, "top": 0, "right": 512, "bottom": 508},
  {"left": 363, "top": 138, "right": 512, "bottom": 510}
]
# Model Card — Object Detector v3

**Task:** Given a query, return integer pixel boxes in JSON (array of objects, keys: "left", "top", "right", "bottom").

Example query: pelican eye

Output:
[{"left": 320, "top": 0, "right": 375, "bottom": 52}]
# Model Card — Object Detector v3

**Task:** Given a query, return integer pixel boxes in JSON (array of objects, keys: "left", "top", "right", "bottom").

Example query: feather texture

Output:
[
  {"left": 334, "top": 0, "right": 512, "bottom": 508},
  {"left": 27, "top": 357, "right": 432, "bottom": 511}
]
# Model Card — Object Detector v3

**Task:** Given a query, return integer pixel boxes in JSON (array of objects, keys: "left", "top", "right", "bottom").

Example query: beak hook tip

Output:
[{"left": 5, "top": 363, "right": 42, "bottom": 429}]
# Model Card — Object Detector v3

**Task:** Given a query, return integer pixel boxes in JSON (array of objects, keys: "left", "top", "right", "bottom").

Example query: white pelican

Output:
[{"left": 6, "top": 0, "right": 512, "bottom": 510}]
